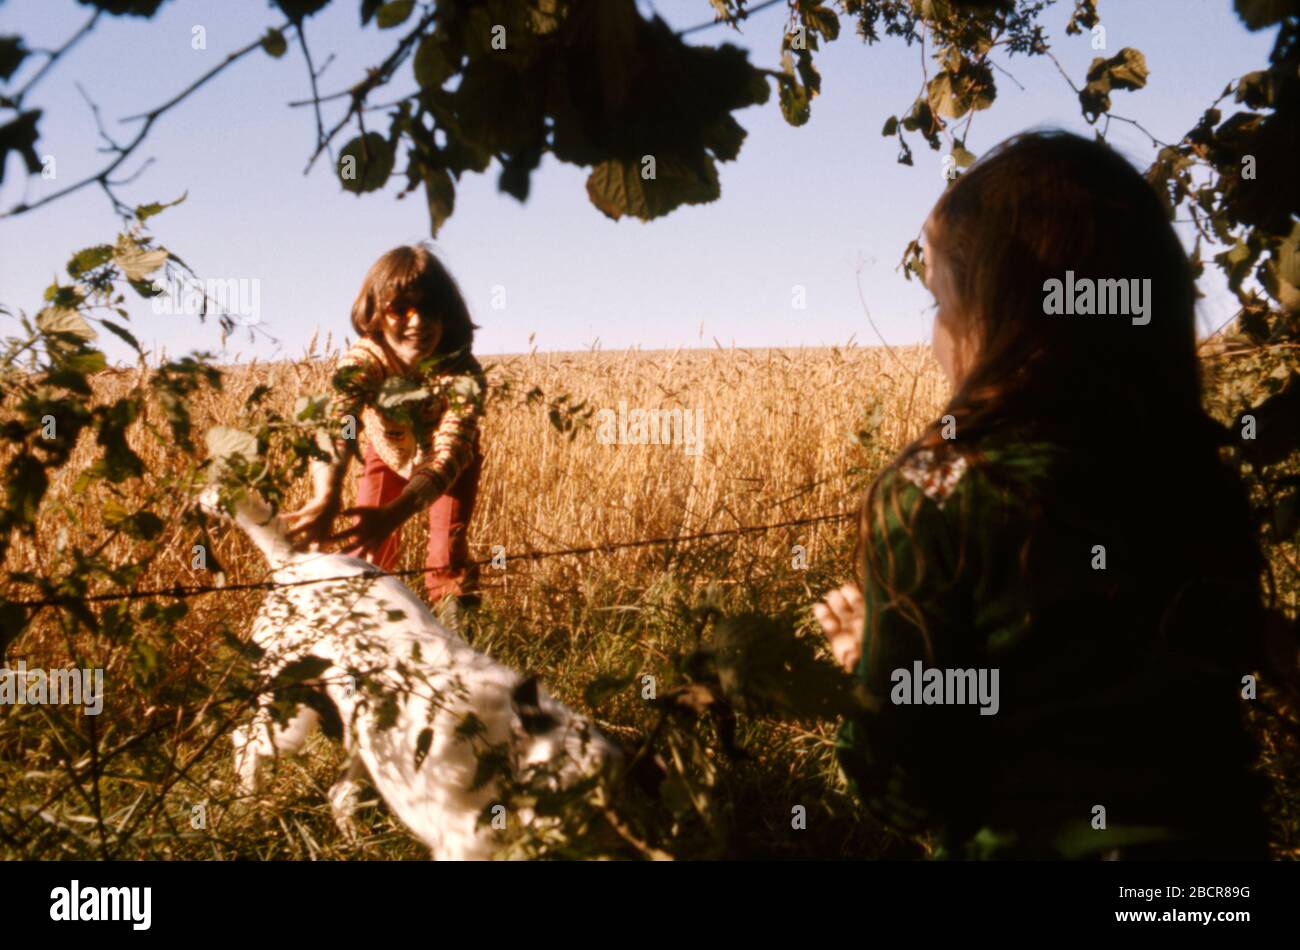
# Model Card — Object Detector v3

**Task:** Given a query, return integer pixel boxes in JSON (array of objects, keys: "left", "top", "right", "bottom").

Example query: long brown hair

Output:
[
  {"left": 350, "top": 244, "right": 478, "bottom": 362},
  {"left": 857, "top": 130, "right": 1263, "bottom": 668}
]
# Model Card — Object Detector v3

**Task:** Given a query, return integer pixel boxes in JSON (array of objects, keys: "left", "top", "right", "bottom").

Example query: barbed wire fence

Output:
[{"left": 6, "top": 509, "right": 858, "bottom": 610}]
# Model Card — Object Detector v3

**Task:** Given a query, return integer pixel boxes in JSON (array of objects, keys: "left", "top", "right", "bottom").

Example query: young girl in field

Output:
[
  {"left": 816, "top": 131, "right": 1270, "bottom": 859},
  {"left": 286, "top": 245, "right": 486, "bottom": 616}
]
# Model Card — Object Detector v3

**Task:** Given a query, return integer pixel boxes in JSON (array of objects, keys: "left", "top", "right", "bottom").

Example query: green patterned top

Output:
[{"left": 835, "top": 435, "right": 1268, "bottom": 859}]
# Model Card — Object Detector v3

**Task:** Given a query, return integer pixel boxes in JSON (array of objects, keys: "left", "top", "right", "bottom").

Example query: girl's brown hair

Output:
[
  {"left": 351, "top": 244, "right": 478, "bottom": 361},
  {"left": 857, "top": 130, "right": 1263, "bottom": 668}
]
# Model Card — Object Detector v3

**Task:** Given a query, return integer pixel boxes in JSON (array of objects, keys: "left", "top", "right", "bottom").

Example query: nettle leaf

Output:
[
  {"left": 101, "top": 319, "right": 142, "bottom": 352},
  {"left": 587, "top": 155, "right": 720, "bottom": 222},
  {"left": 375, "top": 376, "right": 429, "bottom": 414},
  {"left": 0, "top": 35, "right": 29, "bottom": 81},
  {"left": 105, "top": 501, "right": 165, "bottom": 540},
  {"left": 36, "top": 307, "right": 97, "bottom": 343},
  {"left": 338, "top": 132, "right": 395, "bottom": 194},
  {"left": 113, "top": 236, "right": 169, "bottom": 281},
  {"left": 293, "top": 393, "right": 330, "bottom": 421},
  {"left": 67, "top": 244, "right": 115, "bottom": 277},
  {"left": 205, "top": 425, "right": 260, "bottom": 465}
]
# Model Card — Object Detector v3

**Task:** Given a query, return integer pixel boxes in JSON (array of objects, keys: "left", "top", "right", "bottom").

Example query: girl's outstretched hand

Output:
[
  {"left": 815, "top": 583, "right": 865, "bottom": 673},
  {"left": 325, "top": 502, "right": 410, "bottom": 561},
  {"left": 284, "top": 496, "right": 341, "bottom": 551}
]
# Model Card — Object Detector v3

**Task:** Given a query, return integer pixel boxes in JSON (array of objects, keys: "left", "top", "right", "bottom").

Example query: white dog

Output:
[{"left": 206, "top": 488, "right": 620, "bottom": 859}]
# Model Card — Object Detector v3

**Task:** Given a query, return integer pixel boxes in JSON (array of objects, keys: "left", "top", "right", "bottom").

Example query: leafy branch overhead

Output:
[{"left": 323, "top": 0, "right": 772, "bottom": 229}]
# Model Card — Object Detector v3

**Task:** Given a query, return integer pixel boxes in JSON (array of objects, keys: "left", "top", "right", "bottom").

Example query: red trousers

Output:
[{"left": 349, "top": 441, "right": 482, "bottom": 603}]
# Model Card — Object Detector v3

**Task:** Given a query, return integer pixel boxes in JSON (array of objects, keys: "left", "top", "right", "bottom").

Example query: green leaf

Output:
[
  {"left": 881, "top": 115, "right": 899, "bottom": 137},
  {"left": 113, "top": 237, "right": 169, "bottom": 281},
  {"left": 1234, "top": 0, "right": 1295, "bottom": 30},
  {"left": 338, "top": 132, "right": 394, "bottom": 194},
  {"left": 67, "top": 244, "right": 115, "bottom": 277},
  {"left": 205, "top": 425, "right": 260, "bottom": 465},
  {"left": 586, "top": 155, "right": 720, "bottom": 222},
  {"left": 36, "top": 307, "right": 96, "bottom": 343},
  {"left": 778, "top": 78, "right": 811, "bottom": 126},
  {"left": 101, "top": 320, "right": 142, "bottom": 352},
  {"left": 1106, "top": 48, "right": 1149, "bottom": 90},
  {"left": 294, "top": 393, "right": 330, "bottom": 420},
  {"left": 376, "top": 0, "right": 414, "bottom": 29},
  {"left": 951, "top": 144, "right": 976, "bottom": 168},
  {"left": 414, "top": 32, "right": 455, "bottom": 88},
  {"left": 135, "top": 191, "right": 187, "bottom": 222},
  {"left": 805, "top": 5, "right": 840, "bottom": 40},
  {"left": 272, "top": 0, "right": 330, "bottom": 21},
  {"left": 77, "top": 0, "right": 169, "bottom": 16},
  {"left": 423, "top": 164, "right": 456, "bottom": 236},
  {"left": 0, "top": 110, "right": 43, "bottom": 185},
  {"left": 261, "top": 27, "right": 288, "bottom": 58},
  {"left": 0, "top": 35, "right": 28, "bottom": 81}
]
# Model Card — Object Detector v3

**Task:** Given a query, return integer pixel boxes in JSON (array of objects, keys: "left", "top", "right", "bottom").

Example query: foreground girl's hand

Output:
[
  {"left": 815, "top": 583, "right": 866, "bottom": 673},
  {"left": 325, "top": 500, "right": 413, "bottom": 561},
  {"left": 284, "top": 495, "right": 341, "bottom": 550}
]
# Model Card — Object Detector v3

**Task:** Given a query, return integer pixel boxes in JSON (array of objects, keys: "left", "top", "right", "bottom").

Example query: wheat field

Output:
[
  {"left": 15, "top": 342, "right": 949, "bottom": 628},
  {"left": 3, "top": 344, "right": 955, "bottom": 859}
]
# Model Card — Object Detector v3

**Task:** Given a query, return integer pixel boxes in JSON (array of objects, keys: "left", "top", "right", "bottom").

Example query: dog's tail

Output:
[{"left": 198, "top": 485, "right": 295, "bottom": 570}]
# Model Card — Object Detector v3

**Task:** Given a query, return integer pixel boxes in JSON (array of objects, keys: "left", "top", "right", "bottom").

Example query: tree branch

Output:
[
  {"left": 301, "top": 5, "right": 439, "bottom": 174},
  {"left": 12, "top": 10, "right": 102, "bottom": 109},
  {"left": 2, "top": 24, "right": 286, "bottom": 220}
]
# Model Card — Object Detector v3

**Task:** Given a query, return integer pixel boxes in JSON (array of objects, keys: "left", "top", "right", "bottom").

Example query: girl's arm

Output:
[
  {"left": 401, "top": 369, "right": 485, "bottom": 511},
  {"left": 833, "top": 465, "right": 972, "bottom": 838},
  {"left": 285, "top": 350, "right": 380, "bottom": 545},
  {"left": 322, "top": 367, "right": 484, "bottom": 554}
]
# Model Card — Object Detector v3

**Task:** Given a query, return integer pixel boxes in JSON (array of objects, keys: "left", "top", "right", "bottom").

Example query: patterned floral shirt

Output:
[
  {"left": 835, "top": 436, "right": 1268, "bottom": 859},
  {"left": 331, "top": 337, "right": 486, "bottom": 508}
]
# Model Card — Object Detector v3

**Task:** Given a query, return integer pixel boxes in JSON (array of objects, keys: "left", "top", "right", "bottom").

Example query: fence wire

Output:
[{"left": 8, "top": 509, "right": 857, "bottom": 610}]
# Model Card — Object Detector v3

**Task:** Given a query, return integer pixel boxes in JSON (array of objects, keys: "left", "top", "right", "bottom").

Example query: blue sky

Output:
[{"left": 0, "top": 0, "right": 1278, "bottom": 362}]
